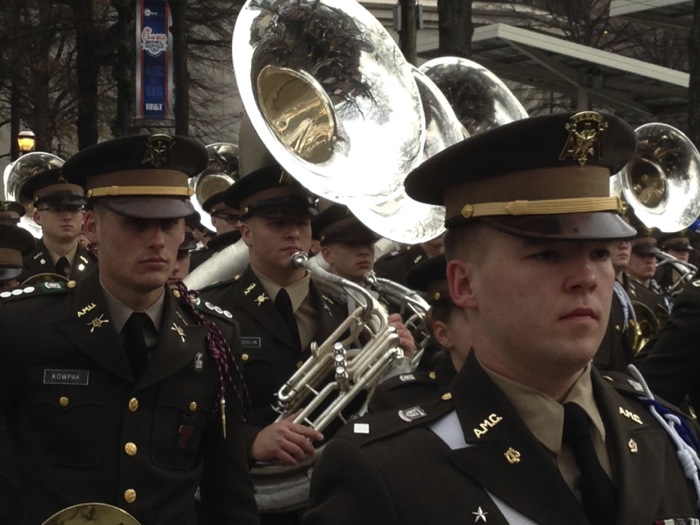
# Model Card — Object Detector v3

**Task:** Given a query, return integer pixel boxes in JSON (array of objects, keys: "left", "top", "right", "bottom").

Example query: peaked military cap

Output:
[
  {"left": 632, "top": 231, "right": 661, "bottom": 256},
  {"left": 0, "top": 201, "right": 26, "bottom": 225},
  {"left": 405, "top": 111, "right": 637, "bottom": 240},
  {"left": 0, "top": 224, "right": 36, "bottom": 281},
  {"left": 224, "top": 163, "right": 317, "bottom": 220},
  {"left": 19, "top": 167, "right": 87, "bottom": 208},
  {"left": 202, "top": 190, "right": 240, "bottom": 221},
  {"left": 61, "top": 134, "right": 207, "bottom": 219},
  {"left": 660, "top": 230, "right": 691, "bottom": 252},
  {"left": 312, "top": 203, "right": 379, "bottom": 245},
  {"left": 406, "top": 255, "right": 451, "bottom": 305}
]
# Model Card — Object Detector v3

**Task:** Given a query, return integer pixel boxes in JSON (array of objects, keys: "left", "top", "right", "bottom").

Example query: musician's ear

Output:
[{"left": 447, "top": 258, "right": 477, "bottom": 311}]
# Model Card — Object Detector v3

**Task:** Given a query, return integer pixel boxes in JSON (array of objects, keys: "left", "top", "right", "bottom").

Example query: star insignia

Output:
[
  {"left": 87, "top": 314, "right": 109, "bottom": 333},
  {"left": 255, "top": 293, "right": 269, "bottom": 305},
  {"left": 472, "top": 506, "right": 488, "bottom": 522}
]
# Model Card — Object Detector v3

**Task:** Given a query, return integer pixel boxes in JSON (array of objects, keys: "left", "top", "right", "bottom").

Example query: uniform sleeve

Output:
[
  {"left": 198, "top": 389, "right": 260, "bottom": 525},
  {"left": 303, "top": 438, "right": 400, "bottom": 525},
  {"left": 637, "top": 287, "right": 700, "bottom": 406}
]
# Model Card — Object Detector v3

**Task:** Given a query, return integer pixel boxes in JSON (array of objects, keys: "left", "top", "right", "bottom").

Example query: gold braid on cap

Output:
[{"left": 461, "top": 196, "right": 623, "bottom": 219}]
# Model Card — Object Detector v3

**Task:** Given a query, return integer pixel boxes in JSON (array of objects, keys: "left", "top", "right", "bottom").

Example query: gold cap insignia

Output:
[
  {"left": 142, "top": 134, "right": 174, "bottom": 168},
  {"left": 559, "top": 111, "right": 608, "bottom": 166},
  {"left": 0, "top": 202, "right": 9, "bottom": 211}
]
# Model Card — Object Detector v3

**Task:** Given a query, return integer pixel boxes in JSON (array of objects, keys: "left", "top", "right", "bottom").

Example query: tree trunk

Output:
[
  {"left": 171, "top": 0, "right": 189, "bottom": 136},
  {"left": 399, "top": 0, "right": 417, "bottom": 65},
  {"left": 73, "top": 0, "right": 99, "bottom": 148},
  {"left": 438, "top": 0, "right": 473, "bottom": 58},
  {"left": 689, "top": 0, "right": 700, "bottom": 147}
]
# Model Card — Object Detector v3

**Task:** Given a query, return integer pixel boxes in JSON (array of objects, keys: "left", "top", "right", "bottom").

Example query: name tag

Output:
[
  {"left": 43, "top": 369, "right": 89, "bottom": 386},
  {"left": 241, "top": 337, "right": 261, "bottom": 349}
]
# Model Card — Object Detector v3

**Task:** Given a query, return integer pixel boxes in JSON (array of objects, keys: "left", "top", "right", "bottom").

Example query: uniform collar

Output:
[
  {"left": 483, "top": 362, "right": 605, "bottom": 455},
  {"left": 100, "top": 281, "right": 165, "bottom": 333},
  {"left": 252, "top": 267, "right": 311, "bottom": 313}
]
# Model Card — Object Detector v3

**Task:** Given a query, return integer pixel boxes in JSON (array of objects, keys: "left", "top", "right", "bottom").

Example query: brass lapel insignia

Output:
[
  {"left": 87, "top": 314, "right": 109, "bottom": 333},
  {"left": 77, "top": 303, "right": 97, "bottom": 318},
  {"left": 172, "top": 322, "right": 186, "bottom": 342},
  {"left": 244, "top": 282, "right": 257, "bottom": 295},
  {"left": 194, "top": 352, "right": 204, "bottom": 371},
  {"left": 559, "top": 111, "right": 608, "bottom": 166},
  {"left": 473, "top": 413, "right": 503, "bottom": 439},
  {"left": 628, "top": 438, "right": 638, "bottom": 453},
  {"left": 504, "top": 447, "right": 521, "bottom": 464},
  {"left": 142, "top": 134, "right": 173, "bottom": 167},
  {"left": 255, "top": 293, "right": 269, "bottom": 306},
  {"left": 472, "top": 507, "right": 488, "bottom": 523},
  {"left": 619, "top": 406, "right": 643, "bottom": 424},
  {"left": 398, "top": 406, "right": 427, "bottom": 422}
]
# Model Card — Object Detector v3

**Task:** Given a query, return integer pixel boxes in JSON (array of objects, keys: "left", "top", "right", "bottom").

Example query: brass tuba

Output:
[
  {"left": 41, "top": 503, "right": 140, "bottom": 525},
  {"left": 252, "top": 252, "right": 404, "bottom": 511},
  {"left": 614, "top": 122, "right": 700, "bottom": 348},
  {"left": 231, "top": 0, "right": 452, "bottom": 244},
  {"left": 418, "top": 56, "right": 529, "bottom": 136},
  {"left": 2, "top": 151, "right": 64, "bottom": 238},
  {"left": 189, "top": 142, "right": 240, "bottom": 232}
]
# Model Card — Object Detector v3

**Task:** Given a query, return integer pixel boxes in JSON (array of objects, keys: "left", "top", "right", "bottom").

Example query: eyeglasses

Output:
[{"left": 36, "top": 205, "right": 84, "bottom": 214}]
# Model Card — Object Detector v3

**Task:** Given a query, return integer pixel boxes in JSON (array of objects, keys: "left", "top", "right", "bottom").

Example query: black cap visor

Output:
[
  {"left": 466, "top": 211, "right": 636, "bottom": 241},
  {"left": 96, "top": 196, "right": 195, "bottom": 219},
  {"left": 242, "top": 196, "right": 318, "bottom": 220}
]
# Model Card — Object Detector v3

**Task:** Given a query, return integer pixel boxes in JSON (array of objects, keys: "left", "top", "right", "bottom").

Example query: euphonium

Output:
[
  {"left": 252, "top": 252, "right": 404, "bottom": 512},
  {"left": 363, "top": 270, "right": 431, "bottom": 368}
]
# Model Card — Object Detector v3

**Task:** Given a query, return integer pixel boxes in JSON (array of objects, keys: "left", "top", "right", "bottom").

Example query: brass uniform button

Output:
[
  {"left": 124, "top": 489, "right": 137, "bottom": 503},
  {"left": 189, "top": 402, "right": 197, "bottom": 412},
  {"left": 615, "top": 324, "right": 621, "bottom": 332},
  {"left": 241, "top": 354, "right": 249, "bottom": 362},
  {"left": 59, "top": 397, "right": 69, "bottom": 407},
  {"left": 67, "top": 280, "right": 77, "bottom": 289},
  {"left": 128, "top": 398, "right": 139, "bottom": 412},
  {"left": 441, "top": 392, "right": 453, "bottom": 401},
  {"left": 428, "top": 371, "right": 437, "bottom": 380},
  {"left": 172, "top": 289, "right": 181, "bottom": 299},
  {"left": 124, "top": 442, "right": 138, "bottom": 456}
]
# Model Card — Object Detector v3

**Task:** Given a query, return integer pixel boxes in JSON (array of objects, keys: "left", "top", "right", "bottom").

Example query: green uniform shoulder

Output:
[
  {"left": 0, "top": 280, "right": 76, "bottom": 302},
  {"left": 336, "top": 389, "right": 454, "bottom": 447}
]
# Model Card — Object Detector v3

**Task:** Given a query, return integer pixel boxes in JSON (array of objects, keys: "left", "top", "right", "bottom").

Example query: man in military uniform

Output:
[
  {"left": 304, "top": 112, "right": 700, "bottom": 525},
  {"left": 373, "top": 233, "right": 444, "bottom": 286},
  {"left": 656, "top": 230, "right": 695, "bottom": 295},
  {"left": 189, "top": 190, "right": 242, "bottom": 271},
  {"left": 18, "top": 167, "right": 95, "bottom": 283},
  {"left": 199, "top": 164, "right": 347, "bottom": 524},
  {"left": 0, "top": 201, "right": 26, "bottom": 226},
  {"left": 367, "top": 254, "right": 465, "bottom": 412},
  {"left": 0, "top": 134, "right": 258, "bottom": 525},
  {"left": 312, "top": 202, "right": 416, "bottom": 356},
  {"left": 0, "top": 224, "right": 35, "bottom": 292}
]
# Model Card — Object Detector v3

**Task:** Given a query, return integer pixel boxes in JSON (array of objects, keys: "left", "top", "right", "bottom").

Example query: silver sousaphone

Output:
[
  {"left": 231, "top": 0, "right": 451, "bottom": 244},
  {"left": 2, "top": 151, "right": 65, "bottom": 238}
]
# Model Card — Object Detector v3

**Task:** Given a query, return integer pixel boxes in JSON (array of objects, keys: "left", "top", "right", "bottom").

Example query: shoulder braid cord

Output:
[
  {"left": 627, "top": 364, "right": 700, "bottom": 510},
  {"left": 173, "top": 279, "right": 251, "bottom": 436}
]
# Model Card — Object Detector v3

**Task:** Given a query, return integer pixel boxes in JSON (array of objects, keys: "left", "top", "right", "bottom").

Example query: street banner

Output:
[{"left": 135, "top": 0, "right": 173, "bottom": 120}]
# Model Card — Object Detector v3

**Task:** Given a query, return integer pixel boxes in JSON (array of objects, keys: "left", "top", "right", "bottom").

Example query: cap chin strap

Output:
[{"left": 461, "top": 196, "right": 623, "bottom": 219}]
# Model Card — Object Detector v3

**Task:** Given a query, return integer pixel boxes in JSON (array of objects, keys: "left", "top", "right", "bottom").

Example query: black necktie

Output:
[
  {"left": 562, "top": 402, "right": 617, "bottom": 525},
  {"left": 275, "top": 288, "right": 301, "bottom": 351},
  {"left": 122, "top": 312, "right": 151, "bottom": 379},
  {"left": 55, "top": 256, "right": 70, "bottom": 277}
]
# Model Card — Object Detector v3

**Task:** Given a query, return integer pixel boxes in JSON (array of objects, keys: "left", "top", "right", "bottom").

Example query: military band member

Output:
[
  {"left": 304, "top": 111, "right": 700, "bottom": 525},
  {"left": 312, "top": 202, "right": 416, "bottom": 356},
  {"left": 18, "top": 167, "right": 95, "bottom": 283},
  {"left": 367, "top": 255, "right": 465, "bottom": 412},
  {"left": 0, "top": 134, "right": 258, "bottom": 525},
  {"left": 168, "top": 214, "right": 200, "bottom": 288},
  {"left": 656, "top": 230, "right": 695, "bottom": 295},
  {"left": 199, "top": 165, "right": 346, "bottom": 524},
  {"left": 0, "top": 201, "right": 26, "bottom": 226},
  {"left": 0, "top": 225, "right": 35, "bottom": 292},
  {"left": 189, "top": 190, "right": 242, "bottom": 271},
  {"left": 373, "top": 232, "right": 445, "bottom": 287}
]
